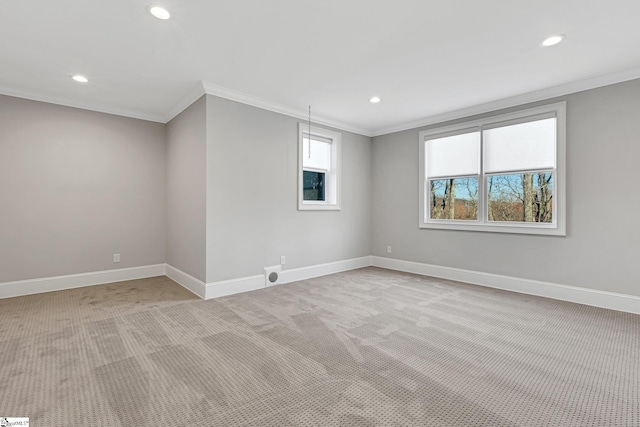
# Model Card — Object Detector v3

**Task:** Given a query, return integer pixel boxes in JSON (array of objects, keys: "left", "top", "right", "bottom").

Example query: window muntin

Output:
[
  {"left": 298, "top": 123, "right": 341, "bottom": 210},
  {"left": 419, "top": 102, "right": 565, "bottom": 235}
]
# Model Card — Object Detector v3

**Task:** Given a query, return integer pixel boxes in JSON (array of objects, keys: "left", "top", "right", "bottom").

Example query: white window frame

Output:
[
  {"left": 298, "top": 122, "right": 341, "bottom": 211},
  {"left": 418, "top": 102, "right": 566, "bottom": 236}
]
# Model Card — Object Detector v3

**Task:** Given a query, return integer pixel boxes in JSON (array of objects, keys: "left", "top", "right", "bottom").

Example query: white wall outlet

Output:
[
  {"left": 386, "top": 245, "right": 392, "bottom": 254},
  {"left": 113, "top": 253, "right": 120, "bottom": 263},
  {"left": 280, "top": 255, "right": 286, "bottom": 265}
]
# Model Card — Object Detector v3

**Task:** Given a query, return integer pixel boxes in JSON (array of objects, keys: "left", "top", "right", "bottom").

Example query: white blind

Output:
[
  {"left": 303, "top": 137, "right": 331, "bottom": 170},
  {"left": 426, "top": 132, "right": 480, "bottom": 178},
  {"left": 484, "top": 118, "right": 556, "bottom": 173}
]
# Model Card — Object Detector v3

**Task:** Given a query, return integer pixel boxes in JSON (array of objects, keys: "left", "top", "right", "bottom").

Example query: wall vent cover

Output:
[{"left": 264, "top": 265, "right": 282, "bottom": 287}]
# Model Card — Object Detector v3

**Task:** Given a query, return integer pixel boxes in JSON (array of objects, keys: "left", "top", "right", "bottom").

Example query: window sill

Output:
[
  {"left": 419, "top": 221, "right": 565, "bottom": 236},
  {"left": 298, "top": 204, "right": 341, "bottom": 211}
]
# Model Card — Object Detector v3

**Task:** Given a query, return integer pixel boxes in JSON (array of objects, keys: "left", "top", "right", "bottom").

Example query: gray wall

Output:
[
  {"left": 166, "top": 96, "right": 207, "bottom": 281},
  {"left": 0, "top": 95, "right": 166, "bottom": 283},
  {"left": 205, "top": 95, "right": 372, "bottom": 282},
  {"left": 6, "top": 78, "right": 637, "bottom": 298},
  {"left": 372, "top": 79, "right": 640, "bottom": 296}
]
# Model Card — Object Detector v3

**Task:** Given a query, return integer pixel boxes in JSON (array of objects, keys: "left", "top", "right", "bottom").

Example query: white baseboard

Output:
[
  {"left": 5, "top": 257, "right": 635, "bottom": 315},
  {"left": 0, "top": 264, "right": 165, "bottom": 300},
  {"left": 164, "top": 264, "right": 207, "bottom": 299},
  {"left": 203, "top": 256, "right": 373, "bottom": 300},
  {"left": 371, "top": 256, "right": 640, "bottom": 315},
  {"left": 205, "top": 275, "right": 264, "bottom": 299},
  {"left": 279, "top": 256, "right": 372, "bottom": 285},
  {"left": 0, "top": 257, "right": 374, "bottom": 302}
]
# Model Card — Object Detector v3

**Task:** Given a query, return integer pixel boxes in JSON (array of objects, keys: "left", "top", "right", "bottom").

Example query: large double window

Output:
[
  {"left": 298, "top": 123, "right": 341, "bottom": 210},
  {"left": 419, "top": 102, "right": 565, "bottom": 235}
]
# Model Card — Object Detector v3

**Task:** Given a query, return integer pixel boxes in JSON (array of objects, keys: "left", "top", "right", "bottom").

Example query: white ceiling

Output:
[{"left": 2, "top": 0, "right": 640, "bottom": 136}]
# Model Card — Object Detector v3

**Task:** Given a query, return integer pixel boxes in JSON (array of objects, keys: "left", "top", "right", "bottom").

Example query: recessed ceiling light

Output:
[
  {"left": 369, "top": 96, "right": 381, "bottom": 104},
  {"left": 540, "top": 34, "right": 565, "bottom": 47},
  {"left": 149, "top": 6, "right": 171, "bottom": 20},
  {"left": 72, "top": 75, "right": 88, "bottom": 83}
]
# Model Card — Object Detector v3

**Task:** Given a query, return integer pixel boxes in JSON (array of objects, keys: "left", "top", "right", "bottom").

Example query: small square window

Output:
[{"left": 298, "top": 123, "right": 341, "bottom": 210}]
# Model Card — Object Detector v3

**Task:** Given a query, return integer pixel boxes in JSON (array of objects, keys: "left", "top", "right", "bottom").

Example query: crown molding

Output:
[
  {"left": 370, "top": 66, "right": 640, "bottom": 137},
  {"left": 3, "top": 66, "right": 640, "bottom": 135},
  {"left": 0, "top": 83, "right": 166, "bottom": 123},
  {"left": 201, "top": 81, "right": 373, "bottom": 137},
  {"left": 163, "top": 81, "right": 207, "bottom": 123}
]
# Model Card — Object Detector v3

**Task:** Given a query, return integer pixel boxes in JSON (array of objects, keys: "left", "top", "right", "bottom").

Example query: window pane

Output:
[
  {"left": 426, "top": 132, "right": 480, "bottom": 178},
  {"left": 487, "top": 172, "right": 553, "bottom": 222},
  {"left": 484, "top": 118, "right": 555, "bottom": 173},
  {"left": 429, "top": 177, "right": 478, "bottom": 220},
  {"left": 303, "top": 137, "right": 331, "bottom": 170},
  {"left": 303, "top": 170, "right": 325, "bottom": 201}
]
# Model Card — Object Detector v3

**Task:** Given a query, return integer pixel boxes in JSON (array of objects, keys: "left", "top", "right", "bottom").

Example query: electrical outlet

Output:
[
  {"left": 386, "top": 246, "right": 392, "bottom": 254},
  {"left": 280, "top": 255, "right": 286, "bottom": 265},
  {"left": 113, "top": 254, "right": 120, "bottom": 263}
]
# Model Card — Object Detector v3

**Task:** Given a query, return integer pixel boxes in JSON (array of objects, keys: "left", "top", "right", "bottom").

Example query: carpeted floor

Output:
[{"left": 0, "top": 267, "right": 638, "bottom": 426}]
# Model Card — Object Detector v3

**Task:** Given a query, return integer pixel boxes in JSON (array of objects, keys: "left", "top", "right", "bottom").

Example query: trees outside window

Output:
[
  {"left": 418, "top": 102, "right": 565, "bottom": 236},
  {"left": 487, "top": 173, "right": 553, "bottom": 223}
]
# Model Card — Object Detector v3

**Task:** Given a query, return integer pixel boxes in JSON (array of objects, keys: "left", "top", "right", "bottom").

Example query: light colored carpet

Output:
[{"left": 0, "top": 267, "right": 638, "bottom": 426}]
